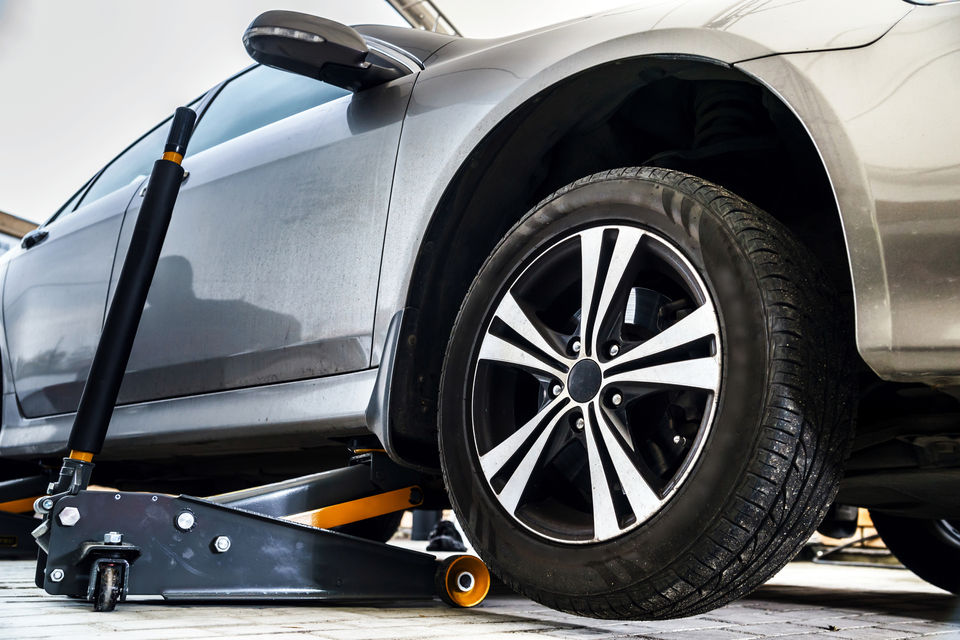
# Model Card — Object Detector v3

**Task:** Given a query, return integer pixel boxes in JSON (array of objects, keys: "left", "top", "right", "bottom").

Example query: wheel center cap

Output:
[{"left": 567, "top": 359, "right": 602, "bottom": 403}]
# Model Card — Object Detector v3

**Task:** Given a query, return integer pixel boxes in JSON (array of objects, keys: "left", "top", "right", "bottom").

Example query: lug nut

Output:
[
  {"left": 608, "top": 343, "right": 620, "bottom": 357},
  {"left": 103, "top": 531, "right": 123, "bottom": 544},
  {"left": 574, "top": 417, "right": 585, "bottom": 431},
  {"left": 175, "top": 511, "right": 196, "bottom": 531},
  {"left": 611, "top": 392, "right": 623, "bottom": 407},
  {"left": 49, "top": 569, "right": 64, "bottom": 583},
  {"left": 213, "top": 536, "right": 231, "bottom": 553},
  {"left": 551, "top": 383, "right": 563, "bottom": 397},
  {"left": 58, "top": 506, "right": 81, "bottom": 527},
  {"left": 570, "top": 339, "right": 581, "bottom": 354},
  {"left": 673, "top": 435, "right": 687, "bottom": 446}
]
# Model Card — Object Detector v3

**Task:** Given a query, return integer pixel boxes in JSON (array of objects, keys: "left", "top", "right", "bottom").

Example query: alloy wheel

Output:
[{"left": 470, "top": 224, "right": 722, "bottom": 543}]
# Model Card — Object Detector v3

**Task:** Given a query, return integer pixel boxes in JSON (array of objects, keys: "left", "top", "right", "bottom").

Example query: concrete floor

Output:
[{"left": 2, "top": 559, "right": 959, "bottom": 640}]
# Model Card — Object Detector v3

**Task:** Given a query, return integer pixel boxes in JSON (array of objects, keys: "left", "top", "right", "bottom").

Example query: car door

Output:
[
  {"left": 111, "top": 61, "right": 416, "bottom": 404},
  {"left": 2, "top": 118, "right": 173, "bottom": 417}
]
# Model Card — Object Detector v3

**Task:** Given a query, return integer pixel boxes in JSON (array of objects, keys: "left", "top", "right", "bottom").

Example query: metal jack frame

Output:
[{"left": 31, "top": 108, "right": 490, "bottom": 612}]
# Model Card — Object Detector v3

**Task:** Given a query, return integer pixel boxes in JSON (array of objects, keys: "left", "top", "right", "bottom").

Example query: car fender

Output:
[
  {"left": 738, "top": 5, "right": 960, "bottom": 383},
  {"left": 373, "top": 0, "right": 911, "bottom": 362}
]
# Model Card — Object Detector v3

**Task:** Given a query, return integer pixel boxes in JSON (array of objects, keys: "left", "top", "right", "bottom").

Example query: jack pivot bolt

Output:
[
  {"left": 175, "top": 511, "right": 196, "bottom": 531},
  {"left": 58, "top": 507, "right": 81, "bottom": 527}
]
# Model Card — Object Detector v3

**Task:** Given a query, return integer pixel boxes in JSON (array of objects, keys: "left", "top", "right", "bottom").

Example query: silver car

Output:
[{"left": 3, "top": 0, "right": 959, "bottom": 618}]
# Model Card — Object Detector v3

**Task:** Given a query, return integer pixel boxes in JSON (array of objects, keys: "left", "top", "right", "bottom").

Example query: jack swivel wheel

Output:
[
  {"left": 436, "top": 555, "right": 490, "bottom": 607},
  {"left": 93, "top": 563, "right": 123, "bottom": 612}
]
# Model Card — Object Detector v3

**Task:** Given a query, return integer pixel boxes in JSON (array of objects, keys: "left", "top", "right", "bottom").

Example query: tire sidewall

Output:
[{"left": 440, "top": 174, "right": 771, "bottom": 595}]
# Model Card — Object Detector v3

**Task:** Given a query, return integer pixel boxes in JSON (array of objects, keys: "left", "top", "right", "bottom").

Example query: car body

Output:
[{"left": 2, "top": 0, "right": 959, "bottom": 613}]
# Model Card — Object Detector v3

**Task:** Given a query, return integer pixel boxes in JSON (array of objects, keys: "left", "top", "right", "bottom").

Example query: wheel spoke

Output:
[
  {"left": 494, "top": 291, "right": 571, "bottom": 363},
  {"left": 594, "top": 400, "right": 662, "bottom": 523},
  {"left": 589, "top": 228, "right": 643, "bottom": 355},
  {"left": 582, "top": 407, "right": 620, "bottom": 541},
  {"left": 605, "top": 356, "right": 720, "bottom": 392},
  {"left": 599, "top": 404, "right": 634, "bottom": 451},
  {"left": 479, "top": 395, "right": 567, "bottom": 479},
  {"left": 478, "top": 332, "right": 566, "bottom": 380},
  {"left": 496, "top": 406, "right": 569, "bottom": 514},
  {"left": 603, "top": 303, "right": 718, "bottom": 373},
  {"left": 579, "top": 229, "right": 603, "bottom": 357}
]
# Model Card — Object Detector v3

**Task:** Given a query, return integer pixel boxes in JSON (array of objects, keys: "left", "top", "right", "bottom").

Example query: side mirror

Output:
[{"left": 243, "top": 10, "right": 404, "bottom": 91}]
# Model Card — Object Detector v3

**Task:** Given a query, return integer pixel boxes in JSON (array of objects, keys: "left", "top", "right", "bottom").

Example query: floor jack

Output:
[{"left": 29, "top": 108, "right": 490, "bottom": 612}]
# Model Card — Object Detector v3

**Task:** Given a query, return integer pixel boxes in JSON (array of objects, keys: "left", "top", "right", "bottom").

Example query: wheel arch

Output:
[{"left": 381, "top": 54, "right": 855, "bottom": 469}]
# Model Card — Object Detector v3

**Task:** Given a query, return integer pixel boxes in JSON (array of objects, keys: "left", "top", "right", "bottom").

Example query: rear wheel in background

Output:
[
  {"left": 872, "top": 511, "right": 960, "bottom": 594},
  {"left": 439, "top": 167, "right": 854, "bottom": 619}
]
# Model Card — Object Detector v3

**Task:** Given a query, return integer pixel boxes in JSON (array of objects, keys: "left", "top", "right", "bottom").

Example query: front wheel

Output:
[{"left": 439, "top": 168, "right": 854, "bottom": 619}]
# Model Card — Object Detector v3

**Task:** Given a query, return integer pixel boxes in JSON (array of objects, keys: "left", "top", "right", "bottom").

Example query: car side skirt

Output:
[{"left": 0, "top": 369, "right": 376, "bottom": 459}]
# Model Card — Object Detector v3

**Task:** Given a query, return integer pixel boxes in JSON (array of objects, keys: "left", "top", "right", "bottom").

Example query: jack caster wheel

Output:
[
  {"left": 436, "top": 554, "right": 490, "bottom": 607},
  {"left": 93, "top": 563, "right": 123, "bottom": 612}
]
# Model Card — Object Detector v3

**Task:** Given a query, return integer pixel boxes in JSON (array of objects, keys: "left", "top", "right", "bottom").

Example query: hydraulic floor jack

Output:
[{"left": 28, "top": 108, "right": 490, "bottom": 612}]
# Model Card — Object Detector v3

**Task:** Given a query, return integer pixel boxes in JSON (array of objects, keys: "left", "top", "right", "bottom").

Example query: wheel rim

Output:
[{"left": 470, "top": 224, "right": 722, "bottom": 544}]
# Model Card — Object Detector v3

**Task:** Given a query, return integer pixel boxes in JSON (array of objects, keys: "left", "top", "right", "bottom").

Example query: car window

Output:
[
  {"left": 57, "top": 97, "right": 202, "bottom": 218},
  {"left": 76, "top": 118, "right": 170, "bottom": 209},
  {"left": 187, "top": 65, "right": 350, "bottom": 157}
]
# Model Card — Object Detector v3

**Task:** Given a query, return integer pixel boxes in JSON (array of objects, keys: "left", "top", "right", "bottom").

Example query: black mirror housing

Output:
[{"left": 243, "top": 10, "right": 403, "bottom": 91}]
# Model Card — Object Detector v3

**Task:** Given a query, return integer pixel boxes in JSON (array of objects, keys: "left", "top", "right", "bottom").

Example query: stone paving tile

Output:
[
  {"left": 539, "top": 628, "right": 627, "bottom": 639},
  {"left": 642, "top": 629, "right": 761, "bottom": 640},
  {"left": 855, "top": 614, "right": 931, "bottom": 625},
  {"left": 4, "top": 560, "right": 960, "bottom": 639},
  {"left": 827, "top": 628, "right": 915, "bottom": 640},
  {"left": 722, "top": 622, "right": 826, "bottom": 637},
  {"left": 877, "top": 621, "right": 960, "bottom": 635},
  {"left": 608, "top": 615, "right": 728, "bottom": 632},
  {"left": 771, "top": 636, "right": 857, "bottom": 640},
  {"left": 705, "top": 608, "right": 823, "bottom": 625}
]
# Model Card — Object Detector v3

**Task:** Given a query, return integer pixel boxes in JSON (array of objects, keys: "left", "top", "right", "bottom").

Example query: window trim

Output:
[{"left": 44, "top": 90, "right": 212, "bottom": 227}]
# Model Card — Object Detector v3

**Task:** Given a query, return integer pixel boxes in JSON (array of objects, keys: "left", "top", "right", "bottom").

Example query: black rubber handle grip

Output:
[
  {"left": 68, "top": 107, "right": 196, "bottom": 455},
  {"left": 164, "top": 106, "right": 197, "bottom": 157}
]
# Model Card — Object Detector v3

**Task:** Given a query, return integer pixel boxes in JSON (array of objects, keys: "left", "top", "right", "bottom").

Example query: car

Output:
[{"left": 2, "top": 0, "right": 959, "bottom": 619}]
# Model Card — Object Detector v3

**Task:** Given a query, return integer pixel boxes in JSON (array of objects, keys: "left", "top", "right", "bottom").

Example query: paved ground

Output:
[{"left": 2, "top": 559, "right": 959, "bottom": 640}]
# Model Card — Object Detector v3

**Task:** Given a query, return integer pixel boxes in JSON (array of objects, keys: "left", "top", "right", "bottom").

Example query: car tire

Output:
[
  {"left": 872, "top": 512, "right": 960, "bottom": 594},
  {"left": 438, "top": 167, "right": 854, "bottom": 619}
]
